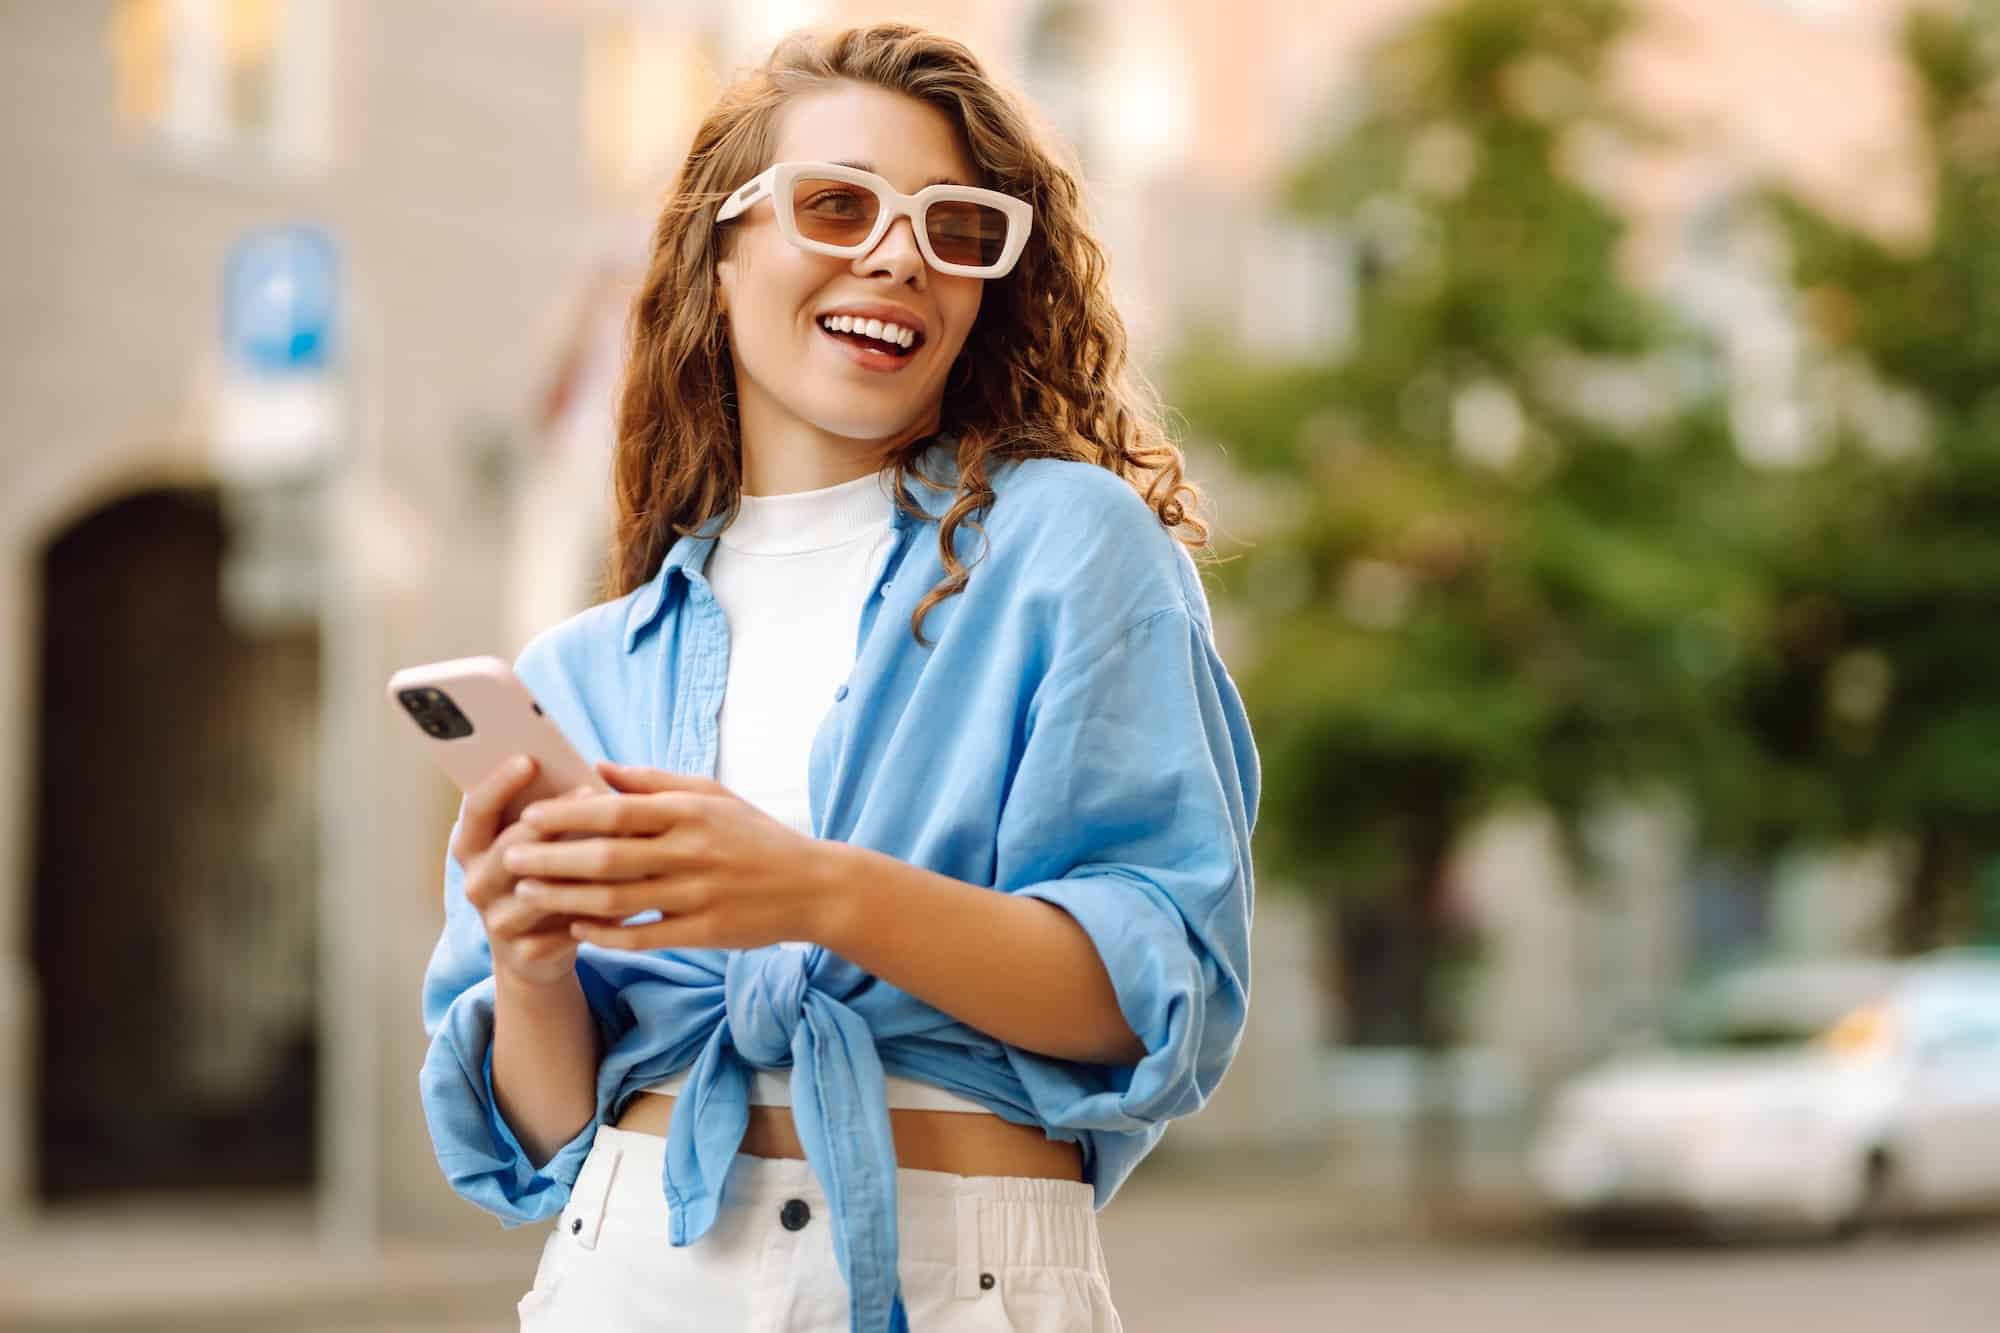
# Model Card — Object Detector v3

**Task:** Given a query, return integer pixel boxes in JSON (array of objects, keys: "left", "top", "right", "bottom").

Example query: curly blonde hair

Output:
[{"left": 599, "top": 21, "right": 1208, "bottom": 645}]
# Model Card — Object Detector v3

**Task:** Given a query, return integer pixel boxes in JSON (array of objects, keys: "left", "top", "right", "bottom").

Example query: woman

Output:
[{"left": 419, "top": 22, "right": 1259, "bottom": 1333}]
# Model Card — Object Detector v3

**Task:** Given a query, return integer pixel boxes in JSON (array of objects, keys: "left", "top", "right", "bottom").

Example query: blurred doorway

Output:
[{"left": 32, "top": 485, "right": 320, "bottom": 1199}]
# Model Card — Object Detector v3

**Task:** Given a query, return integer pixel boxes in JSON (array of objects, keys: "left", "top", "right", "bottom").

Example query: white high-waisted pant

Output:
[{"left": 515, "top": 1124, "right": 1125, "bottom": 1332}]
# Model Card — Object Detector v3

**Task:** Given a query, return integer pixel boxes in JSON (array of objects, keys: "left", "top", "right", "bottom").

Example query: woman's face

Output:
[{"left": 715, "top": 82, "right": 987, "bottom": 450}]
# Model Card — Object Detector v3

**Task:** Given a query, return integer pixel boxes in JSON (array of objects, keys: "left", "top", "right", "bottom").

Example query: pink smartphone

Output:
[{"left": 386, "top": 655, "right": 614, "bottom": 831}]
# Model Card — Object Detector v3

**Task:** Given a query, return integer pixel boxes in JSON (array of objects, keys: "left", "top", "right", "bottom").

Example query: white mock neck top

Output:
[{"left": 642, "top": 464, "right": 990, "bottom": 1114}]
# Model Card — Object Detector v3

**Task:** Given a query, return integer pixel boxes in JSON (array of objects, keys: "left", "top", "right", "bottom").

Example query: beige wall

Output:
[{"left": 0, "top": 0, "right": 608, "bottom": 1244}]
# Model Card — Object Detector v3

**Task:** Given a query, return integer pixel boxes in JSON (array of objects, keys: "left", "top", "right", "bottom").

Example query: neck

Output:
[{"left": 735, "top": 391, "right": 943, "bottom": 496}]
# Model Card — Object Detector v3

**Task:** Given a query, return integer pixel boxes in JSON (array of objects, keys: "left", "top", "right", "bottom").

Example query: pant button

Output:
[
  {"left": 980, "top": 1272, "right": 995, "bottom": 1290},
  {"left": 570, "top": 1216, "right": 582, "bottom": 1234},
  {"left": 780, "top": 1198, "right": 811, "bottom": 1231}
]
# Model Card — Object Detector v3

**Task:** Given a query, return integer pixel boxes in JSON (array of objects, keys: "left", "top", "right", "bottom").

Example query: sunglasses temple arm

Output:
[{"left": 717, "top": 175, "right": 772, "bottom": 223}]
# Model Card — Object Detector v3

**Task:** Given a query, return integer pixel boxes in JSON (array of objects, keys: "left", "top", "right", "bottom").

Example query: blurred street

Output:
[{"left": 7, "top": 1149, "right": 2000, "bottom": 1332}]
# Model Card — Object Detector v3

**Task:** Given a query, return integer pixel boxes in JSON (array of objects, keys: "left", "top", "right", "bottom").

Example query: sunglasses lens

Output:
[
  {"left": 790, "top": 178, "right": 881, "bottom": 247},
  {"left": 924, "top": 201, "right": 1012, "bottom": 270}
]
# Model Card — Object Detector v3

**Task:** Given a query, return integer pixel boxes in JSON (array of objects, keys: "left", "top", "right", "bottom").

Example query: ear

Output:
[{"left": 713, "top": 260, "right": 732, "bottom": 316}]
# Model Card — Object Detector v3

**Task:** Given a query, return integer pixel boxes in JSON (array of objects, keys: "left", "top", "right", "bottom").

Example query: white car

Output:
[{"left": 1531, "top": 950, "right": 2000, "bottom": 1238}]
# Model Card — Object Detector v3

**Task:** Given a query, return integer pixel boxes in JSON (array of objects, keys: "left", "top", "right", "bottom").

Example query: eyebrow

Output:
[{"left": 832, "top": 159, "right": 967, "bottom": 188}]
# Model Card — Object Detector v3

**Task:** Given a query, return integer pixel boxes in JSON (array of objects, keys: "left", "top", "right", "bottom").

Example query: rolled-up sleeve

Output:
[
  {"left": 997, "top": 603, "right": 1260, "bottom": 1163},
  {"left": 417, "top": 800, "right": 614, "bottom": 1226}
]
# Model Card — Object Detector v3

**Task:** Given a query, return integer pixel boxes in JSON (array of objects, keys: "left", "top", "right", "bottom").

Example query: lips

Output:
[{"left": 817, "top": 320, "right": 920, "bottom": 373}]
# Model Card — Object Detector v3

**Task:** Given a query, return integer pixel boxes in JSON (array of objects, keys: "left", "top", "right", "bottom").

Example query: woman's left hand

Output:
[{"left": 502, "top": 760, "right": 832, "bottom": 951}]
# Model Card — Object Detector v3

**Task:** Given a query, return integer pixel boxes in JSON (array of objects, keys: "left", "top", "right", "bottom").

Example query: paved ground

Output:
[
  {"left": 1100, "top": 1154, "right": 2000, "bottom": 1333},
  {"left": 6, "top": 1150, "right": 2000, "bottom": 1331}
]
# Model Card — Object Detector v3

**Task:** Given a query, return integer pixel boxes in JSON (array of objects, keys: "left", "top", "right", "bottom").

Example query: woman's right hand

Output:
[{"left": 451, "top": 754, "right": 588, "bottom": 988}]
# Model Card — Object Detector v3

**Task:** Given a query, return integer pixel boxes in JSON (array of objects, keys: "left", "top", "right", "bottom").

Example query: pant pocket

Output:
[
  {"left": 514, "top": 1140, "right": 625, "bottom": 1327},
  {"left": 515, "top": 1223, "right": 569, "bottom": 1327}
]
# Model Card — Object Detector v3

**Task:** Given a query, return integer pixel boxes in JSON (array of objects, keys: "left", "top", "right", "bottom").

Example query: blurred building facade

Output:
[{"left": 1, "top": 0, "right": 633, "bottom": 1248}]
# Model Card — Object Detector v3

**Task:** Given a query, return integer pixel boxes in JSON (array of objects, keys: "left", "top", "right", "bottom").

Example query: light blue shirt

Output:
[{"left": 418, "top": 433, "right": 1260, "bottom": 1332}]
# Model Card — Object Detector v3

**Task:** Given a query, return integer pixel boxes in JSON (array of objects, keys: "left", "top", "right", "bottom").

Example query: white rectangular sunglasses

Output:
[{"left": 716, "top": 161, "right": 1032, "bottom": 279}]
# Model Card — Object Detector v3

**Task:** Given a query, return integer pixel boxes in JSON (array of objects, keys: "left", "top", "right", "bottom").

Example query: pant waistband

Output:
[{"left": 585, "top": 1123, "right": 1107, "bottom": 1276}]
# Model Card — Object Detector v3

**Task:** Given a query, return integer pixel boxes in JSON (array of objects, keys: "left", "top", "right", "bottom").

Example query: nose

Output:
[{"left": 855, "top": 212, "right": 927, "bottom": 288}]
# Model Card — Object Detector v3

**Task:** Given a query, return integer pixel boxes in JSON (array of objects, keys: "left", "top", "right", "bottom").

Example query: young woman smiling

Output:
[{"left": 419, "top": 22, "right": 1259, "bottom": 1333}]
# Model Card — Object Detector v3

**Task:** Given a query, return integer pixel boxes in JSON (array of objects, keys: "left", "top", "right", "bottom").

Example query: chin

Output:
[{"left": 798, "top": 400, "right": 935, "bottom": 444}]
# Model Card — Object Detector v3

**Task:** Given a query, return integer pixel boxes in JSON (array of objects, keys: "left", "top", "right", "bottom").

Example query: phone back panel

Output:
[{"left": 386, "top": 655, "right": 612, "bottom": 830}]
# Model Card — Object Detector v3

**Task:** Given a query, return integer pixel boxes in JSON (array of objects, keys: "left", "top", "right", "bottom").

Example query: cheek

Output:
[
  {"left": 726, "top": 239, "right": 828, "bottom": 330},
  {"left": 937, "top": 281, "right": 986, "bottom": 359}
]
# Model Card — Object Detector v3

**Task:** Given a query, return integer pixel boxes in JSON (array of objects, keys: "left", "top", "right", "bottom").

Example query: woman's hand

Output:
[
  {"left": 502, "top": 761, "right": 833, "bottom": 952},
  {"left": 450, "top": 755, "right": 599, "bottom": 988}
]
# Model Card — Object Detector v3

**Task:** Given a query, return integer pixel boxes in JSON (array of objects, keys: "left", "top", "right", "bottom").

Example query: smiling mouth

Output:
[
  {"left": 817, "top": 315, "right": 924, "bottom": 359},
  {"left": 826, "top": 328, "right": 916, "bottom": 359}
]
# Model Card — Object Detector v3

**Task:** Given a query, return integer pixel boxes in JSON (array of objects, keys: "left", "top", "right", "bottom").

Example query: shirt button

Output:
[
  {"left": 780, "top": 1198, "right": 811, "bottom": 1231},
  {"left": 833, "top": 684, "right": 849, "bottom": 702},
  {"left": 880, "top": 581, "right": 892, "bottom": 595}
]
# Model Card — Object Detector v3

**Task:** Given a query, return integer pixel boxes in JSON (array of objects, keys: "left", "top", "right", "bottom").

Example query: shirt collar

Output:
[{"left": 621, "top": 430, "right": 962, "bottom": 653}]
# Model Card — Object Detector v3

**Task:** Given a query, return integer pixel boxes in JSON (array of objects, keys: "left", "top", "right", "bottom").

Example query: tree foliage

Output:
[
  {"left": 1733, "top": 6, "right": 2000, "bottom": 943},
  {"left": 1175, "top": 0, "right": 1764, "bottom": 916}
]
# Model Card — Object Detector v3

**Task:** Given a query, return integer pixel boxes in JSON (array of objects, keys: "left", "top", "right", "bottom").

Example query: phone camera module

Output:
[{"left": 399, "top": 687, "right": 475, "bottom": 740}]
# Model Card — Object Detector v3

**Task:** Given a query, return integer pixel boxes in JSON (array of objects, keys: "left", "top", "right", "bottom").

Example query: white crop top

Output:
[{"left": 636, "top": 464, "right": 991, "bottom": 1116}]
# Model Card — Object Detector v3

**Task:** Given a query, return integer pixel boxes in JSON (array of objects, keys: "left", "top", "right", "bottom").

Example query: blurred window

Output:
[
  {"left": 1665, "top": 960, "right": 1902, "bottom": 1050},
  {"left": 1904, "top": 968, "right": 2000, "bottom": 1056},
  {"left": 583, "top": 17, "right": 723, "bottom": 200},
  {"left": 1022, "top": 0, "right": 1100, "bottom": 174},
  {"left": 105, "top": 0, "right": 330, "bottom": 173}
]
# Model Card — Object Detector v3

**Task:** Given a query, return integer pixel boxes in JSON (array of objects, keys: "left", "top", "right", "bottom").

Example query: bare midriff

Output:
[{"left": 612, "top": 1089, "right": 1085, "bottom": 1182}]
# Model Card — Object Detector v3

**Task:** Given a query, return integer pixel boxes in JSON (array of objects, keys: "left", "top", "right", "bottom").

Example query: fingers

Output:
[
  {"left": 515, "top": 875, "right": 697, "bottom": 920},
  {"left": 483, "top": 888, "right": 557, "bottom": 938},
  {"left": 452, "top": 754, "right": 538, "bottom": 862},
  {"left": 484, "top": 887, "right": 613, "bottom": 939},
  {"left": 503, "top": 826, "right": 675, "bottom": 882},
  {"left": 523, "top": 789, "right": 702, "bottom": 838},
  {"left": 460, "top": 818, "right": 545, "bottom": 912},
  {"left": 570, "top": 915, "right": 714, "bottom": 951},
  {"left": 595, "top": 761, "right": 722, "bottom": 797}
]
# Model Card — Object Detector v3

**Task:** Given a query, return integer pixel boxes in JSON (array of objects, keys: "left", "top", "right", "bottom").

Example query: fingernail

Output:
[{"left": 511, "top": 755, "right": 534, "bottom": 776}]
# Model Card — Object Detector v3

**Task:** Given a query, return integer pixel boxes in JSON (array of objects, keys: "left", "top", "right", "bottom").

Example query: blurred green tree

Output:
[
  {"left": 1171, "top": 0, "right": 1783, "bottom": 1207},
  {"left": 1738, "top": 6, "right": 2000, "bottom": 950}
]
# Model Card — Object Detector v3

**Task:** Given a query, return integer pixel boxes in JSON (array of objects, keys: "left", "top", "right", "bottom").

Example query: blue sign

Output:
[{"left": 222, "top": 223, "right": 339, "bottom": 374}]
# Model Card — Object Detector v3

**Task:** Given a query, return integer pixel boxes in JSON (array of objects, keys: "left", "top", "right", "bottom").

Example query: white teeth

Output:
[{"left": 820, "top": 314, "right": 920, "bottom": 350}]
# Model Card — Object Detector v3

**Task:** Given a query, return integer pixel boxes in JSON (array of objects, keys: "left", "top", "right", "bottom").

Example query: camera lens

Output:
[{"left": 403, "top": 688, "right": 474, "bottom": 740}]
